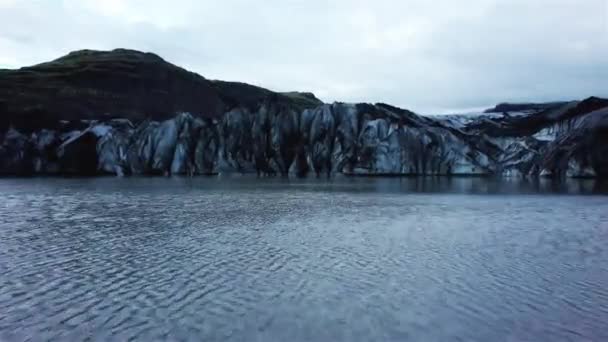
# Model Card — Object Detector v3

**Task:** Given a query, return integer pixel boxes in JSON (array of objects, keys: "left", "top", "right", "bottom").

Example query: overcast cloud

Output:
[{"left": 0, "top": 0, "right": 606, "bottom": 113}]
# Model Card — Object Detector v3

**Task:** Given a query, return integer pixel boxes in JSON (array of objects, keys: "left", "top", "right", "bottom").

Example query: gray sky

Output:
[{"left": 1, "top": 0, "right": 607, "bottom": 113}]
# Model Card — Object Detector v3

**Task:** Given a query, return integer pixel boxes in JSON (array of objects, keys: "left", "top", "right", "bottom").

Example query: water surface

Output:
[{"left": 1, "top": 177, "right": 607, "bottom": 341}]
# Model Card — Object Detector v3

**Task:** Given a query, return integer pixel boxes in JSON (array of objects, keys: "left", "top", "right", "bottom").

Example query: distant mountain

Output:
[
  {"left": 1, "top": 49, "right": 607, "bottom": 178},
  {"left": 483, "top": 102, "right": 571, "bottom": 114},
  {"left": 0, "top": 49, "right": 322, "bottom": 132}
]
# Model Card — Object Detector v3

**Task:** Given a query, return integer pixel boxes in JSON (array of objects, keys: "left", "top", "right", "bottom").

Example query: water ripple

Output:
[{"left": 0, "top": 177, "right": 607, "bottom": 341}]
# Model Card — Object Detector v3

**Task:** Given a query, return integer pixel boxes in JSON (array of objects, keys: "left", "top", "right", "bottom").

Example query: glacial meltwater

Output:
[{"left": 1, "top": 177, "right": 607, "bottom": 341}]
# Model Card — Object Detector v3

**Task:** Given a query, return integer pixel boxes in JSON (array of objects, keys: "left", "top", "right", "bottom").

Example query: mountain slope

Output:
[{"left": 0, "top": 48, "right": 322, "bottom": 132}]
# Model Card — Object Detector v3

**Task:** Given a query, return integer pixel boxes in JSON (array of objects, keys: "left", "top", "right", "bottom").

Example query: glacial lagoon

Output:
[{"left": 1, "top": 176, "right": 607, "bottom": 341}]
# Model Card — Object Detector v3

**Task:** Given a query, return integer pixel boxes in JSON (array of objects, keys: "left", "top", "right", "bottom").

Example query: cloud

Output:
[{"left": 0, "top": 0, "right": 606, "bottom": 113}]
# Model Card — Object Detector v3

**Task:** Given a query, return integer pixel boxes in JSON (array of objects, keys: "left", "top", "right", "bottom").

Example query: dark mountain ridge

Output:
[
  {"left": 483, "top": 101, "right": 571, "bottom": 114},
  {"left": 0, "top": 48, "right": 322, "bottom": 132}
]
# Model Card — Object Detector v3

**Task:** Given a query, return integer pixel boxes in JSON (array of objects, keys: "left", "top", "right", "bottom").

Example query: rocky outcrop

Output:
[{"left": 1, "top": 49, "right": 606, "bottom": 178}]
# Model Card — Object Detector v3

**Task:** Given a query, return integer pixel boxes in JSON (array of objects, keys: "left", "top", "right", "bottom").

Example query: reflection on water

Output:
[
  {"left": 0, "top": 176, "right": 607, "bottom": 341},
  {"left": 192, "top": 175, "right": 608, "bottom": 195}
]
